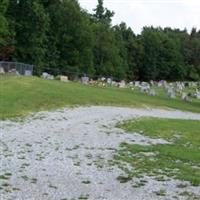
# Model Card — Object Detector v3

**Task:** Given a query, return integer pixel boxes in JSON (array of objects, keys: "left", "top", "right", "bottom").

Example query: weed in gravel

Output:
[
  {"left": 13, "top": 187, "right": 20, "bottom": 191},
  {"left": 117, "top": 175, "right": 132, "bottom": 183},
  {"left": 179, "top": 191, "right": 200, "bottom": 199},
  {"left": 82, "top": 180, "right": 91, "bottom": 184},
  {"left": 1, "top": 183, "right": 10, "bottom": 187},
  {"left": 154, "top": 189, "right": 166, "bottom": 196},
  {"left": 25, "top": 143, "right": 32, "bottom": 147},
  {"left": 74, "top": 161, "right": 81, "bottom": 166},
  {"left": 31, "top": 178, "right": 37, "bottom": 184},
  {"left": 155, "top": 176, "right": 167, "bottom": 182},
  {"left": 18, "top": 156, "right": 26, "bottom": 160},
  {"left": 21, "top": 175, "right": 29, "bottom": 181},
  {"left": 176, "top": 183, "right": 188, "bottom": 188},
  {"left": 48, "top": 184, "right": 58, "bottom": 189},
  {"left": 132, "top": 182, "right": 146, "bottom": 188},
  {"left": 0, "top": 175, "right": 9, "bottom": 180},
  {"left": 21, "top": 163, "right": 30, "bottom": 168},
  {"left": 78, "top": 194, "right": 89, "bottom": 200}
]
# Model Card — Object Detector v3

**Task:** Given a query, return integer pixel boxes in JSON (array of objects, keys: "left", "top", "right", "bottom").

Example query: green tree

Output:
[
  {"left": 184, "top": 28, "right": 200, "bottom": 80},
  {"left": 0, "top": 0, "right": 14, "bottom": 60},
  {"left": 114, "top": 23, "right": 142, "bottom": 80},
  {"left": 8, "top": 0, "right": 49, "bottom": 70},
  {"left": 92, "top": 0, "right": 127, "bottom": 79},
  {"left": 93, "top": 0, "right": 114, "bottom": 24},
  {"left": 45, "top": 0, "right": 94, "bottom": 77},
  {"left": 140, "top": 27, "right": 186, "bottom": 81}
]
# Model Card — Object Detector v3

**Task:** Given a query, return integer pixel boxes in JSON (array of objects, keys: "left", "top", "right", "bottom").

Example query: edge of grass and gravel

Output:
[
  {"left": 114, "top": 117, "right": 200, "bottom": 186},
  {"left": 1, "top": 76, "right": 200, "bottom": 120}
]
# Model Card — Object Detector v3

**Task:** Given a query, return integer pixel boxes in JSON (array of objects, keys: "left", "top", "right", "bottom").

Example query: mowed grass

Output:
[
  {"left": 0, "top": 76, "right": 200, "bottom": 119},
  {"left": 115, "top": 118, "right": 200, "bottom": 186}
]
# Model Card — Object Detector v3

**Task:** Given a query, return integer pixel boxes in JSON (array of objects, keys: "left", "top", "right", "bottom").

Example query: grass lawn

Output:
[
  {"left": 115, "top": 118, "right": 200, "bottom": 186},
  {"left": 0, "top": 76, "right": 200, "bottom": 119}
]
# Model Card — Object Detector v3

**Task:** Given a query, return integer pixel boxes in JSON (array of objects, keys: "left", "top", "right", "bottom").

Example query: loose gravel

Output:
[{"left": 0, "top": 106, "right": 200, "bottom": 200}]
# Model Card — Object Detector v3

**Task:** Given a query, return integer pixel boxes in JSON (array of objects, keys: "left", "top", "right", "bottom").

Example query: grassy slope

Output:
[
  {"left": 1, "top": 76, "right": 200, "bottom": 119},
  {"left": 116, "top": 118, "right": 200, "bottom": 186}
]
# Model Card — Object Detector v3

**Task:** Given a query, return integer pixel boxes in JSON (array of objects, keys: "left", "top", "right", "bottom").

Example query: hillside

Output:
[{"left": 1, "top": 76, "right": 200, "bottom": 119}]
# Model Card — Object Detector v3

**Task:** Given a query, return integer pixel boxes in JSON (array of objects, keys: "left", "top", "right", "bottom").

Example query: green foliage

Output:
[
  {"left": 116, "top": 118, "right": 200, "bottom": 186},
  {"left": 44, "top": 0, "right": 94, "bottom": 76},
  {"left": 2, "top": 0, "right": 200, "bottom": 81},
  {"left": 7, "top": 0, "right": 49, "bottom": 67},
  {"left": 0, "top": 0, "right": 14, "bottom": 60},
  {"left": 93, "top": 0, "right": 114, "bottom": 24}
]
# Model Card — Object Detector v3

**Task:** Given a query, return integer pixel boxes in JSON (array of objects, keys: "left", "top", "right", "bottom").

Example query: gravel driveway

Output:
[{"left": 1, "top": 106, "right": 200, "bottom": 200}]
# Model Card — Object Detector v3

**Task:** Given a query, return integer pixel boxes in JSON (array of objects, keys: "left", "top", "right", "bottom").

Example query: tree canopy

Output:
[{"left": 1, "top": 0, "right": 200, "bottom": 81}]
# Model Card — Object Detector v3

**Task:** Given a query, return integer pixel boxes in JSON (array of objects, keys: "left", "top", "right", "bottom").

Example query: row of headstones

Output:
[
  {"left": 81, "top": 76, "right": 127, "bottom": 88},
  {"left": 41, "top": 72, "right": 70, "bottom": 82},
  {"left": 41, "top": 73, "right": 200, "bottom": 100},
  {"left": 162, "top": 81, "right": 200, "bottom": 100},
  {"left": 82, "top": 77, "right": 200, "bottom": 100},
  {"left": 135, "top": 80, "right": 200, "bottom": 100}
]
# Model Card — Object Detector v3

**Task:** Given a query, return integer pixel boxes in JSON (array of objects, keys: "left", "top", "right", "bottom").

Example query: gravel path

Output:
[{"left": 1, "top": 106, "right": 200, "bottom": 200}]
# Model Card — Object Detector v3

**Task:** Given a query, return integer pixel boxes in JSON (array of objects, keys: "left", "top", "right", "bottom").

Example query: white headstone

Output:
[
  {"left": 149, "top": 89, "right": 156, "bottom": 96},
  {"left": 0, "top": 67, "right": 5, "bottom": 74},
  {"left": 81, "top": 76, "right": 89, "bottom": 84},
  {"left": 195, "top": 90, "right": 200, "bottom": 99},
  {"left": 107, "top": 78, "right": 112, "bottom": 86},
  {"left": 181, "top": 92, "right": 189, "bottom": 101},
  {"left": 42, "top": 72, "right": 54, "bottom": 80},
  {"left": 167, "top": 88, "right": 176, "bottom": 98},
  {"left": 25, "top": 70, "right": 32, "bottom": 76},
  {"left": 119, "top": 80, "right": 126, "bottom": 88}
]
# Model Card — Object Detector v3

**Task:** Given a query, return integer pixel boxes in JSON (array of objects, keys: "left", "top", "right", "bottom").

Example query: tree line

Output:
[{"left": 0, "top": 0, "right": 200, "bottom": 81}]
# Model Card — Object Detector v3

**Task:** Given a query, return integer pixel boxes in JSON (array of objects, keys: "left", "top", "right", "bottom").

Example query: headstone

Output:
[
  {"left": 107, "top": 78, "right": 112, "bottom": 86},
  {"left": 81, "top": 76, "right": 89, "bottom": 85},
  {"left": 163, "top": 80, "right": 167, "bottom": 87},
  {"left": 157, "top": 81, "right": 163, "bottom": 87},
  {"left": 8, "top": 68, "right": 20, "bottom": 75},
  {"left": 167, "top": 88, "right": 176, "bottom": 99},
  {"left": 101, "top": 77, "right": 106, "bottom": 81},
  {"left": 25, "top": 70, "right": 32, "bottom": 76},
  {"left": 149, "top": 89, "right": 156, "bottom": 96},
  {"left": 42, "top": 72, "right": 49, "bottom": 79},
  {"left": 195, "top": 90, "right": 200, "bottom": 99},
  {"left": 0, "top": 67, "right": 5, "bottom": 74},
  {"left": 176, "top": 82, "right": 184, "bottom": 91},
  {"left": 150, "top": 80, "right": 154, "bottom": 86},
  {"left": 119, "top": 80, "right": 126, "bottom": 88},
  {"left": 135, "top": 81, "right": 140, "bottom": 87},
  {"left": 181, "top": 92, "right": 189, "bottom": 101},
  {"left": 129, "top": 82, "right": 134, "bottom": 87},
  {"left": 42, "top": 72, "right": 54, "bottom": 80},
  {"left": 140, "top": 86, "right": 149, "bottom": 93},
  {"left": 48, "top": 75, "right": 54, "bottom": 80},
  {"left": 60, "top": 75, "right": 69, "bottom": 82},
  {"left": 112, "top": 81, "right": 118, "bottom": 87}
]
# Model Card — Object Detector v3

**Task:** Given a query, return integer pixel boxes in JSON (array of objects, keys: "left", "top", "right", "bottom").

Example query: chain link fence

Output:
[{"left": 0, "top": 61, "right": 34, "bottom": 76}]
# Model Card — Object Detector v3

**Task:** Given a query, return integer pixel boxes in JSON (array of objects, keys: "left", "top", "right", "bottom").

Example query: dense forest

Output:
[{"left": 0, "top": 0, "right": 200, "bottom": 81}]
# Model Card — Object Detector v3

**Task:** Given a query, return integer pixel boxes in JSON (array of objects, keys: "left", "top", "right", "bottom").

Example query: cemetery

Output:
[
  {"left": 1, "top": 75, "right": 200, "bottom": 200},
  {"left": 1, "top": 77, "right": 200, "bottom": 200},
  {"left": 1, "top": 0, "right": 200, "bottom": 199},
  {"left": 0, "top": 75, "right": 200, "bottom": 199},
  {"left": 39, "top": 71, "right": 200, "bottom": 103}
]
